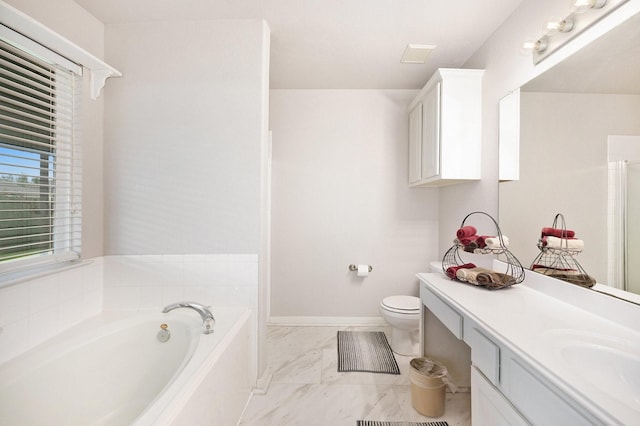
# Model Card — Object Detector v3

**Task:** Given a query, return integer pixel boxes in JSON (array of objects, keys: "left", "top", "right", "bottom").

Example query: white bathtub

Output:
[{"left": 0, "top": 307, "right": 252, "bottom": 426}]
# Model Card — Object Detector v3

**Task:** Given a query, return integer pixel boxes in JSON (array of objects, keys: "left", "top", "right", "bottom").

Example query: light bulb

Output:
[
  {"left": 572, "top": 0, "right": 607, "bottom": 13},
  {"left": 534, "top": 39, "right": 548, "bottom": 52},
  {"left": 521, "top": 38, "right": 547, "bottom": 54},
  {"left": 519, "top": 39, "right": 536, "bottom": 55},
  {"left": 545, "top": 17, "right": 574, "bottom": 34}
]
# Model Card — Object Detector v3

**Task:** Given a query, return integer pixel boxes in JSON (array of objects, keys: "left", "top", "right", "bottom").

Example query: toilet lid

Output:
[{"left": 381, "top": 295, "right": 420, "bottom": 312}]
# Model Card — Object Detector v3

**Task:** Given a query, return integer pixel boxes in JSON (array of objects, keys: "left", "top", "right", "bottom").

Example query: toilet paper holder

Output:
[{"left": 348, "top": 264, "right": 373, "bottom": 273}]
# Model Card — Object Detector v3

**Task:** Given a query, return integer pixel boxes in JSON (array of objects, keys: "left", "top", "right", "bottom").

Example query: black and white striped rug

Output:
[
  {"left": 337, "top": 331, "right": 400, "bottom": 374},
  {"left": 357, "top": 422, "right": 449, "bottom": 426}
]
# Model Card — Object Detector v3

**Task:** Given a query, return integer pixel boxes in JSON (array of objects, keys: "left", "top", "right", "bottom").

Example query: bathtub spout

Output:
[{"left": 162, "top": 302, "right": 216, "bottom": 334}]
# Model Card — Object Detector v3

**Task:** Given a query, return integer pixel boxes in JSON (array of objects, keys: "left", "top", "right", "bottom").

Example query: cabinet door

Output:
[
  {"left": 408, "top": 103, "right": 423, "bottom": 184},
  {"left": 471, "top": 367, "right": 528, "bottom": 426},
  {"left": 421, "top": 81, "right": 440, "bottom": 180}
]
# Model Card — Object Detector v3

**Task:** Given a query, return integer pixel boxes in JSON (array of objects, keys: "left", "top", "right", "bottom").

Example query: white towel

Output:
[
  {"left": 544, "top": 236, "right": 584, "bottom": 250},
  {"left": 484, "top": 235, "right": 509, "bottom": 249},
  {"left": 456, "top": 267, "right": 493, "bottom": 285}
]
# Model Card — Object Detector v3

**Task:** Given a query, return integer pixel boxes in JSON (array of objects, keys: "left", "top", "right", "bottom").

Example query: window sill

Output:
[{"left": 0, "top": 258, "right": 95, "bottom": 290}]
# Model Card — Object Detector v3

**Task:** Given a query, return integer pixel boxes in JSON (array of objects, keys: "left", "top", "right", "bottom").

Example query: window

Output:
[{"left": 0, "top": 34, "right": 82, "bottom": 273}]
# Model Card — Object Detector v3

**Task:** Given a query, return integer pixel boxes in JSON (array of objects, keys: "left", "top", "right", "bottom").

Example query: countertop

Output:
[{"left": 418, "top": 265, "right": 640, "bottom": 425}]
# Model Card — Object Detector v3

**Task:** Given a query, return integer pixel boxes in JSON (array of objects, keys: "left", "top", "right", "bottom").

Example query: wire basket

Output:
[
  {"left": 530, "top": 213, "right": 595, "bottom": 288},
  {"left": 442, "top": 211, "right": 525, "bottom": 289}
]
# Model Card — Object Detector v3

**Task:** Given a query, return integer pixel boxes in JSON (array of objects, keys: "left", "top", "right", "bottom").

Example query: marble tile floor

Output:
[{"left": 238, "top": 325, "right": 471, "bottom": 426}]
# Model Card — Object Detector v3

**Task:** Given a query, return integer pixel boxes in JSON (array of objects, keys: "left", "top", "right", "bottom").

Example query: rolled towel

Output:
[
  {"left": 455, "top": 237, "right": 480, "bottom": 252},
  {"left": 458, "top": 236, "right": 477, "bottom": 246},
  {"left": 455, "top": 268, "right": 473, "bottom": 283},
  {"left": 542, "top": 236, "right": 584, "bottom": 250},
  {"left": 541, "top": 227, "right": 575, "bottom": 238},
  {"left": 475, "top": 235, "right": 497, "bottom": 248},
  {"left": 552, "top": 274, "right": 596, "bottom": 288},
  {"left": 456, "top": 267, "right": 493, "bottom": 285},
  {"left": 484, "top": 235, "right": 509, "bottom": 249},
  {"left": 476, "top": 271, "right": 517, "bottom": 289},
  {"left": 531, "top": 264, "right": 580, "bottom": 276},
  {"left": 456, "top": 226, "right": 477, "bottom": 239},
  {"left": 446, "top": 263, "right": 476, "bottom": 279}
]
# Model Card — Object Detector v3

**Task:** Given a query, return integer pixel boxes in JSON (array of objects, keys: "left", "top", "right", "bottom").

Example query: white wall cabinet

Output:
[{"left": 408, "top": 69, "right": 484, "bottom": 187}]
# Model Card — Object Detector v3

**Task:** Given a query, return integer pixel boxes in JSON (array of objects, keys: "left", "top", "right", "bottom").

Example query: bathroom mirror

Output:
[{"left": 498, "top": 10, "right": 640, "bottom": 297}]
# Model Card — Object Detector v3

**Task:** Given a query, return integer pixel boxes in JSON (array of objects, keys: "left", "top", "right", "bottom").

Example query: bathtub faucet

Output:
[{"left": 162, "top": 301, "right": 216, "bottom": 334}]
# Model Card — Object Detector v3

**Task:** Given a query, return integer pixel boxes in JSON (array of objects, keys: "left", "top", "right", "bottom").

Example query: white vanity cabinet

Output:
[
  {"left": 419, "top": 273, "right": 613, "bottom": 425},
  {"left": 408, "top": 68, "right": 484, "bottom": 187}
]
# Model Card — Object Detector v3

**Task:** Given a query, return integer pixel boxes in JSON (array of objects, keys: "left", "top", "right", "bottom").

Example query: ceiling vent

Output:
[{"left": 400, "top": 44, "right": 436, "bottom": 64}]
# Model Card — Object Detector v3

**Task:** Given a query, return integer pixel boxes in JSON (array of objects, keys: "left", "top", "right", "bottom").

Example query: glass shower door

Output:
[{"left": 627, "top": 162, "right": 640, "bottom": 294}]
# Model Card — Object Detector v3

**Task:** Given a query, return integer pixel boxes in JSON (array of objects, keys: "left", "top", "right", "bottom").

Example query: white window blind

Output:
[{"left": 0, "top": 36, "right": 82, "bottom": 273}]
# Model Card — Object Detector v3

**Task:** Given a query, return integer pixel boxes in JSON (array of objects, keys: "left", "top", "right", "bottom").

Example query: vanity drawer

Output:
[
  {"left": 420, "top": 285, "right": 463, "bottom": 339},
  {"left": 469, "top": 326, "right": 500, "bottom": 386}
]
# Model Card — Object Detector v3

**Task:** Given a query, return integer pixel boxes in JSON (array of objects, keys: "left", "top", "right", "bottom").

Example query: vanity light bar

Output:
[{"left": 524, "top": 0, "right": 629, "bottom": 64}]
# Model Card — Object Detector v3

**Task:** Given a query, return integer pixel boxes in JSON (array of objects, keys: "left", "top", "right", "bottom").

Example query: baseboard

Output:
[
  {"left": 252, "top": 368, "right": 273, "bottom": 395},
  {"left": 268, "top": 316, "right": 387, "bottom": 326}
]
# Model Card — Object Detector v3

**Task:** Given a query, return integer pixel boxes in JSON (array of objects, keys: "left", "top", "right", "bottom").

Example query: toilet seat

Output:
[{"left": 380, "top": 295, "right": 420, "bottom": 315}]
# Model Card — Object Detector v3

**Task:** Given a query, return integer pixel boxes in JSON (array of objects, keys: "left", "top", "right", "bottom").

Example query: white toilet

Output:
[{"left": 379, "top": 295, "right": 421, "bottom": 356}]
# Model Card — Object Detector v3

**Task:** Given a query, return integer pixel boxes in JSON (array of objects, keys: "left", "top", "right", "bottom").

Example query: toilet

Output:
[{"left": 379, "top": 295, "right": 421, "bottom": 356}]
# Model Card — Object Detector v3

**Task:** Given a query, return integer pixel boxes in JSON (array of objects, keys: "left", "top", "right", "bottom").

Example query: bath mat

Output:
[
  {"left": 357, "top": 422, "right": 449, "bottom": 426},
  {"left": 337, "top": 331, "right": 400, "bottom": 374}
]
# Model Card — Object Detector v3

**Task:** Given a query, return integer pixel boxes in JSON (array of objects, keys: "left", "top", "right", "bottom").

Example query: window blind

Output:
[{"left": 0, "top": 36, "right": 82, "bottom": 272}]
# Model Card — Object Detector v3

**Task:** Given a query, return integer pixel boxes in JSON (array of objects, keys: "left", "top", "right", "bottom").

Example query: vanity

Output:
[{"left": 418, "top": 262, "right": 640, "bottom": 425}]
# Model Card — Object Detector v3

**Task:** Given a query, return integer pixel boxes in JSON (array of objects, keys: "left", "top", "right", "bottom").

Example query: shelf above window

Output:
[{"left": 1, "top": 1, "right": 122, "bottom": 100}]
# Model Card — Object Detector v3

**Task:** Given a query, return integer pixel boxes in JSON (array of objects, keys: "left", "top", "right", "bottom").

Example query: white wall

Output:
[
  {"left": 500, "top": 93, "right": 640, "bottom": 283},
  {"left": 269, "top": 90, "right": 439, "bottom": 319},
  {"left": 4, "top": 0, "right": 104, "bottom": 56},
  {"left": 102, "top": 255, "right": 257, "bottom": 311},
  {"left": 103, "top": 19, "right": 269, "bottom": 255}
]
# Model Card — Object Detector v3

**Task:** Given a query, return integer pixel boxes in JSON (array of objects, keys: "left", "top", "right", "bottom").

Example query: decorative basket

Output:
[
  {"left": 442, "top": 211, "right": 525, "bottom": 289},
  {"left": 530, "top": 213, "right": 595, "bottom": 288}
]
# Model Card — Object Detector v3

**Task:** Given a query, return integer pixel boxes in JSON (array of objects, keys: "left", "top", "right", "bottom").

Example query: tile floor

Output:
[{"left": 238, "top": 325, "right": 471, "bottom": 426}]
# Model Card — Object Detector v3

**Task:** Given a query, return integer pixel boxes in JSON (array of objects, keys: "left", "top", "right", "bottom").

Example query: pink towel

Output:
[
  {"left": 541, "top": 227, "right": 575, "bottom": 238},
  {"left": 458, "top": 236, "right": 477, "bottom": 246},
  {"left": 456, "top": 226, "right": 477, "bottom": 239}
]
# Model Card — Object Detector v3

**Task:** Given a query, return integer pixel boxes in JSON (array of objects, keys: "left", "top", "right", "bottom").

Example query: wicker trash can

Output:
[{"left": 409, "top": 357, "right": 449, "bottom": 417}]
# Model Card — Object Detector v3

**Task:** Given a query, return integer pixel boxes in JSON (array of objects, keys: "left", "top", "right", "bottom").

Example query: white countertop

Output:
[{"left": 418, "top": 266, "right": 640, "bottom": 425}]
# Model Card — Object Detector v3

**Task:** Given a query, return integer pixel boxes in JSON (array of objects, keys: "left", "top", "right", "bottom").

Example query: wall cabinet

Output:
[{"left": 408, "top": 69, "right": 484, "bottom": 187}]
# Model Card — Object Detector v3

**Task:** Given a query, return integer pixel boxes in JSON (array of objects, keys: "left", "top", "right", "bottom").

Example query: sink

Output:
[{"left": 543, "top": 329, "right": 640, "bottom": 418}]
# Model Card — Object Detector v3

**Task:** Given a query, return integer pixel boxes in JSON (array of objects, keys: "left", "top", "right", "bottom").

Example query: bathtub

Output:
[{"left": 0, "top": 306, "right": 252, "bottom": 426}]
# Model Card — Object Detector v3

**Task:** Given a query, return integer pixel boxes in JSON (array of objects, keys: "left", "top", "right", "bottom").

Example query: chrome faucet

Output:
[{"left": 162, "top": 301, "right": 215, "bottom": 334}]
